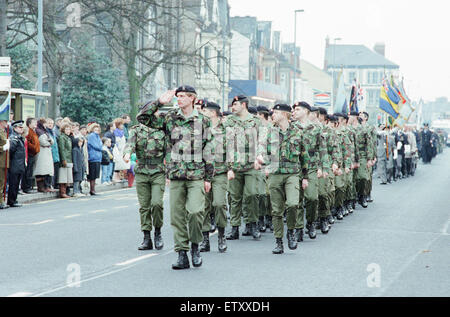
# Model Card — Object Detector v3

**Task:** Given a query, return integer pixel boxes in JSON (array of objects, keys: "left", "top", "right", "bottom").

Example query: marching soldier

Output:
[
  {"left": 199, "top": 101, "right": 228, "bottom": 253},
  {"left": 137, "top": 85, "right": 214, "bottom": 270},
  {"left": 359, "top": 112, "right": 377, "bottom": 201},
  {"left": 123, "top": 120, "right": 166, "bottom": 251},
  {"left": 376, "top": 125, "right": 390, "bottom": 185},
  {"left": 255, "top": 104, "right": 309, "bottom": 254},
  {"left": 224, "top": 95, "right": 262, "bottom": 241}
]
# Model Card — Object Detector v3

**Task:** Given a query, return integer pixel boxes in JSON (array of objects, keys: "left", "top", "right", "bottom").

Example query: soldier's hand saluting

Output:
[{"left": 158, "top": 90, "right": 176, "bottom": 105}]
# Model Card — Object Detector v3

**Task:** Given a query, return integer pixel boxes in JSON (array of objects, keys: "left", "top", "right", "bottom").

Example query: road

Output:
[{"left": 1, "top": 149, "right": 449, "bottom": 297}]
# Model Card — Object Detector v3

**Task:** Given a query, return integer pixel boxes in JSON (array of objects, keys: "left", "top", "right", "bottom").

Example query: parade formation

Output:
[{"left": 121, "top": 84, "right": 439, "bottom": 271}]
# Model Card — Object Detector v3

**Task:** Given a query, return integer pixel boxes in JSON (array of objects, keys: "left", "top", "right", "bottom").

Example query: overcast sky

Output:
[{"left": 228, "top": 0, "right": 450, "bottom": 102}]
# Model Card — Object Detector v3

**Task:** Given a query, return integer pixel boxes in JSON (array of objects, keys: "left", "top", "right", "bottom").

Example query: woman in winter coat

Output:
[
  {"left": 57, "top": 123, "right": 73, "bottom": 198},
  {"left": 33, "top": 118, "right": 55, "bottom": 192},
  {"left": 112, "top": 118, "right": 130, "bottom": 183},
  {"left": 87, "top": 123, "right": 103, "bottom": 195},
  {"left": 72, "top": 137, "right": 86, "bottom": 197},
  {"left": 46, "top": 118, "right": 60, "bottom": 189}
]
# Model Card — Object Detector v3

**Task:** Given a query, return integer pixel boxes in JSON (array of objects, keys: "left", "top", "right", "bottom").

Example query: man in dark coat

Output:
[
  {"left": 8, "top": 121, "right": 26, "bottom": 207},
  {"left": 420, "top": 124, "right": 433, "bottom": 164}
]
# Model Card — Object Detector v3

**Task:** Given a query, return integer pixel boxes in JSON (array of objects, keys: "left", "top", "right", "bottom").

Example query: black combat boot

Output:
[
  {"left": 199, "top": 231, "right": 210, "bottom": 252},
  {"left": 251, "top": 222, "right": 261, "bottom": 240},
  {"left": 218, "top": 227, "right": 227, "bottom": 253},
  {"left": 352, "top": 200, "right": 356, "bottom": 210},
  {"left": 359, "top": 195, "right": 368, "bottom": 208},
  {"left": 306, "top": 222, "right": 317, "bottom": 239},
  {"left": 286, "top": 229, "right": 297, "bottom": 250},
  {"left": 327, "top": 214, "right": 335, "bottom": 225},
  {"left": 295, "top": 228, "right": 303, "bottom": 242},
  {"left": 242, "top": 223, "right": 251, "bottom": 236},
  {"left": 226, "top": 226, "right": 239, "bottom": 240},
  {"left": 210, "top": 213, "right": 216, "bottom": 233},
  {"left": 347, "top": 201, "right": 354, "bottom": 214},
  {"left": 138, "top": 230, "right": 153, "bottom": 250},
  {"left": 342, "top": 203, "right": 349, "bottom": 216},
  {"left": 190, "top": 243, "right": 202, "bottom": 267},
  {"left": 272, "top": 238, "right": 284, "bottom": 254},
  {"left": 258, "top": 216, "right": 266, "bottom": 232},
  {"left": 336, "top": 207, "right": 344, "bottom": 220},
  {"left": 172, "top": 250, "right": 190, "bottom": 270},
  {"left": 320, "top": 217, "right": 329, "bottom": 234},
  {"left": 366, "top": 194, "right": 373, "bottom": 203},
  {"left": 154, "top": 227, "right": 164, "bottom": 250},
  {"left": 265, "top": 215, "right": 274, "bottom": 232}
]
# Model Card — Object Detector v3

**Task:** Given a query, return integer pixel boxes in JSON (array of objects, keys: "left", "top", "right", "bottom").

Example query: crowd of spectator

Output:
[{"left": 3, "top": 112, "right": 135, "bottom": 208}]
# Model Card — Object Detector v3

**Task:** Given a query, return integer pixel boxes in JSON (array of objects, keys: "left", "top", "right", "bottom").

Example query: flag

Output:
[
  {"left": 379, "top": 81, "right": 400, "bottom": 120},
  {"left": 348, "top": 79, "right": 358, "bottom": 113},
  {"left": 313, "top": 90, "right": 331, "bottom": 107},
  {"left": 334, "top": 71, "right": 348, "bottom": 113}
]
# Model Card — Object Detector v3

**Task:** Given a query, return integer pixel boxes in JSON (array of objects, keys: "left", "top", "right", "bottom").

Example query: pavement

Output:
[{"left": 0, "top": 149, "right": 449, "bottom": 297}]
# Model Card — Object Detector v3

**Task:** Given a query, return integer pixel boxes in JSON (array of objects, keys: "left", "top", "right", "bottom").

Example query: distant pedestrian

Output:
[
  {"left": 112, "top": 118, "right": 130, "bottom": 183},
  {"left": 8, "top": 120, "right": 26, "bottom": 207},
  {"left": 33, "top": 118, "right": 55, "bottom": 192},
  {"left": 22, "top": 118, "right": 40, "bottom": 193},
  {"left": 72, "top": 137, "right": 86, "bottom": 197},
  {"left": 46, "top": 118, "right": 60, "bottom": 189}
]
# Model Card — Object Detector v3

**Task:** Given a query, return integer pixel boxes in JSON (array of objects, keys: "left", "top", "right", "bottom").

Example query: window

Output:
[
  {"left": 367, "top": 89, "right": 380, "bottom": 105},
  {"left": 264, "top": 67, "right": 271, "bottom": 82},
  {"left": 348, "top": 71, "right": 356, "bottom": 84}
]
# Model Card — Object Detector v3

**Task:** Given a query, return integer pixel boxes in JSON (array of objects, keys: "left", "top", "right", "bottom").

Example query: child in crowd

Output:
[{"left": 101, "top": 137, "right": 114, "bottom": 185}]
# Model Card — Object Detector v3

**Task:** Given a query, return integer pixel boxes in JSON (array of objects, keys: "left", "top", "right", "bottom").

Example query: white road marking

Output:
[
  {"left": 115, "top": 254, "right": 158, "bottom": 266},
  {"left": 64, "top": 214, "right": 81, "bottom": 219},
  {"left": 112, "top": 205, "right": 128, "bottom": 209},
  {"left": 7, "top": 292, "right": 32, "bottom": 297},
  {"left": 32, "top": 219, "right": 54, "bottom": 225},
  {"left": 90, "top": 209, "right": 107, "bottom": 214}
]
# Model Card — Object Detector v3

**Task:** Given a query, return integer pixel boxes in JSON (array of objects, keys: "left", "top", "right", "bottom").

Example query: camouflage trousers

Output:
[
  {"left": 135, "top": 173, "right": 165, "bottom": 232},
  {"left": 170, "top": 179, "right": 205, "bottom": 252},
  {"left": 356, "top": 158, "right": 370, "bottom": 196},
  {"left": 318, "top": 174, "right": 333, "bottom": 218},
  {"left": 296, "top": 170, "right": 318, "bottom": 229},
  {"left": 268, "top": 174, "right": 299, "bottom": 239},
  {"left": 334, "top": 173, "right": 346, "bottom": 209},
  {"left": 228, "top": 169, "right": 260, "bottom": 227},
  {"left": 202, "top": 173, "right": 228, "bottom": 232}
]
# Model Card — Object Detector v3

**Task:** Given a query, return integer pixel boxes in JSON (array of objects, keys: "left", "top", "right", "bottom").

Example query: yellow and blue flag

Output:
[{"left": 379, "top": 79, "right": 400, "bottom": 119}]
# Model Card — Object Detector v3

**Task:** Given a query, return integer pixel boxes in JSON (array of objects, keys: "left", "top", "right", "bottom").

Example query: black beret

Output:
[
  {"left": 222, "top": 111, "right": 232, "bottom": 116},
  {"left": 12, "top": 120, "right": 24, "bottom": 127},
  {"left": 204, "top": 101, "right": 221, "bottom": 111},
  {"left": 273, "top": 104, "right": 292, "bottom": 112},
  {"left": 310, "top": 106, "right": 319, "bottom": 112},
  {"left": 360, "top": 111, "right": 369, "bottom": 118},
  {"left": 318, "top": 107, "right": 328, "bottom": 115},
  {"left": 257, "top": 105, "right": 269, "bottom": 113},
  {"left": 342, "top": 113, "right": 349, "bottom": 120},
  {"left": 349, "top": 111, "right": 359, "bottom": 116},
  {"left": 248, "top": 106, "right": 257, "bottom": 114},
  {"left": 357, "top": 117, "right": 363, "bottom": 124},
  {"left": 175, "top": 85, "right": 197, "bottom": 96},
  {"left": 231, "top": 95, "right": 249, "bottom": 105},
  {"left": 293, "top": 101, "right": 311, "bottom": 111},
  {"left": 326, "top": 114, "right": 336, "bottom": 122}
]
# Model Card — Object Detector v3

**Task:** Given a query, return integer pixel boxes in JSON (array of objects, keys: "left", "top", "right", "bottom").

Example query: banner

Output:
[
  {"left": 0, "top": 57, "right": 11, "bottom": 121},
  {"left": 313, "top": 90, "right": 331, "bottom": 107}
]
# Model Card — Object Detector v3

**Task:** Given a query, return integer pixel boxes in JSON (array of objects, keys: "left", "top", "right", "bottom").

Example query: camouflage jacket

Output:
[
  {"left": 355, "top": 125, "right": 373, "bottom": 160},
  {"left": 344, "top": 125, "right": 359, "bottom": 164},
  {"left": 222, "top": 113, "right": 263, "bottom": 173},
  {"left": 257, "top": 121, "right": 309, "bottom": 177},
  {"left": 210, "top": 119, "right": 228, "bottom": 175},
  {"left": 124, "top": 124, "right": 166, "bottom": 176},
  {"left": 136, "top": 100, "right": 215, "bottom": 182},
  {"left": 333, "top": 128, "right": 346, "bottom": 169},
  {"left": 339, "top": 127, "right": 353, "bottom": 168},
  {"left": 321, "top": 124, "right": 340, "bottom": 173},
  {"left": 302, "top": 122, "right": 328, "bottom": 172}
]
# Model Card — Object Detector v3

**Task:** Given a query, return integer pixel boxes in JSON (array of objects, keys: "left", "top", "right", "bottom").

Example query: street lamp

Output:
[
  {"left": 293, "top": 9, "right": 304, "bottom": 105},
  {"left": 331, "top": 37, "right": 341, "bottom": 110}
]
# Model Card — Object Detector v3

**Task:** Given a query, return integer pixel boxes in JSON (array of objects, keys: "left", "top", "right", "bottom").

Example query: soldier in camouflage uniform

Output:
[
  {"left": 256, "top": 105, "right": 272, "bottom": 232},
  {"left": 256, "top": 104, "right": 309, "bottom": 254},
  {"left": 124, "top": 121, "right": 166, "bottom": 251},
  {"left": 359, "top": 111, "right": 377, "bottom": 202},
  {"left": 137, "top": 85, "right": 214, "bottom": 270},
  {"left": 342, "top": 113, "right": 359, "bottom": 214},
  {"left": 224, "top": 95, "right": 263, "bottom": 241},
  {"left": 199, "top": 101, "right": 228, "bottom": 253}
]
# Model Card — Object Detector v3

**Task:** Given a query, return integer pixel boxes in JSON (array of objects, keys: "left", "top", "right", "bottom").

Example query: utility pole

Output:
[
  {"left": 293, "top": 9, "right": 304, "bottom": 105},
  {"left": 37, "top": 0, "right": 43, "bottom": 92}
]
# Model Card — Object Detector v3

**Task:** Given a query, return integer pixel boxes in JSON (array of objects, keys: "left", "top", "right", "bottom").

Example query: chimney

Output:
[{"left": 374, "top": 42, "right": 385, "bottom": 56}]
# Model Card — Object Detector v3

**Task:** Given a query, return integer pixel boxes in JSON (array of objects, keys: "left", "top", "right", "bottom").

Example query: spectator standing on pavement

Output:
[
  {"left": 57, "top": 123, "right": 73, "bottom": 198},
  {"left": 33, "top": 118, "right": 55, "bottom": 193},
  {"left": 0, "top": 119, "right": 10, "bottom": 209},
  {"left": 46, "top": 118, "right": 60, "bottom": 189},
  {"left": 72, "top": 137, "right": 86, "bottom": 197},
  {"left": 79, "top": 124, "right": 89, "bottom": 178},
  {"left": 121, "top": 114, "right": 131, "bottom": 140},
  {"left": 87, "top": 123, "right": 103, "bottom": 195},
  {"left": 112, "top": 118, "right": 130, "bottom": 183},
  {"left": 101, "top": 137, "right": 113, "bottom": 185},
  {"left": 54, "top": 117, "right": 63, "bottom": 137},
  {"left": 22, "top": 118, "right": 40, "bottom": 193},
  {"left": 7, "top": 120, "right": 26, "bottom": 207},
  {"left": 103, "top": 122, "right": 116, "bottom": 181}
]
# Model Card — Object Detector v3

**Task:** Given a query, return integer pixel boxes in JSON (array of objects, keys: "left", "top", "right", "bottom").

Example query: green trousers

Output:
[
  {"left": 202, "top": 173, "right": 228, "bottom": 232},
  {"left": 135, "top": 173, "right": 165, "bottom": 232},
  {"left": 170, "top": 180, "right": 205, "bottom": 252},
  {"left": 318, "top": 174, "right": 332, "bottom": 218},
  {"left": 268, "top": 174, "right": 299, "bottom": 239},
  {"left": 296, "top": 170, "right": 318, "bottom": 228},
  {"left": 228, "top": 169, "right": 260, "bottom": 227},
  {"left": 356, "top": 158, "right": 370, "bottom": 196},
  {"left": 334, "top": 173, "right": 346, "bottom": 208}
]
